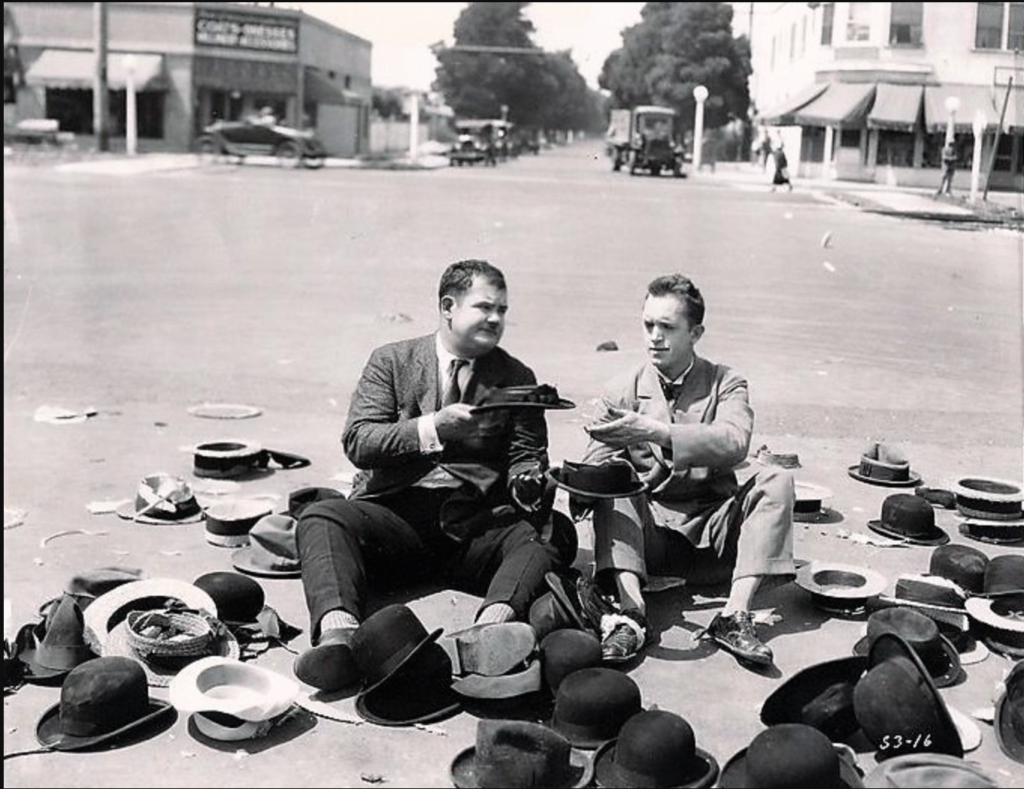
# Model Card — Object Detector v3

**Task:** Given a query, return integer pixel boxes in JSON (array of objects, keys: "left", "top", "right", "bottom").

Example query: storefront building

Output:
[
  {"left": 4, "top": 2, "right": 371, "bottom": 157},
  {"left": 750, "top": 2, "right": 1023, "bottom": 191}
]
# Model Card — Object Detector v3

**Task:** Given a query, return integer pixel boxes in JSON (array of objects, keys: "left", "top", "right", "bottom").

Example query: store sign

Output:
[{"left": 194, "top": 8, "right": 298, "bottom": 54}]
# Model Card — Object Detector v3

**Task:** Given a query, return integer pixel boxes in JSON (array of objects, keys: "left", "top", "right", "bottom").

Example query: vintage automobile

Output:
[
  {"left": 195, "top": 118, "right": 327, "bottom": 169},
  {"left": 607, "top": 105, "right": 687, "bottom": 178},
  {"left": 448, "top": 119, "right": 515, "bottom": 166}
]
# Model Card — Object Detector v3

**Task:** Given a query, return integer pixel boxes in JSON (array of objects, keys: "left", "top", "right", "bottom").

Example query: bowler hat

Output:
[
  {"left": 852, "top": 608, "right": 962, "bottom": 688},
  {"left": 720, "top": 723, "right": 864, "bottom": 788},
  {"left": 548, "top": 461, "right": 647, "bottom": 499},
  {"left": 351, "top": 605, "right": 459, "bottom": 727},
  {"left": 168, "top": 656, "right": 297, "bottom": 739},
  {"left": 760, "top": 656, "right": 867, "bottom": 743},
  {"left": 540, "top": 629, "right": 602, "bottom": 695},
  {"left": 928, "top": 544, "right": 989, "bottom": 594},
  {"left": 193, "top": 572, "right": 265, "bottom": 625},
  {"left": 795, "top": 562, "right": 888, "bottom": 617},
  {"left": 995, "top": 660, "right": 1023, "bottom": 765},
  {"left": 451, "top": 719, "right": 593, "bottom": 788},
  {"left": 862, "top": 753, "right": 998, "bottom": 787},
  {"left": 18, "top": 595, "right": 96, "bottom": 682},
  {"left": 231, "top": 514, "right": 302, "bottom": 578},
  {"left": 951, "top": 476, "right": 1023, "bottom": 521},
  {"left": 848, "top": 443, "right": 921, "bottom": 488},
  {"left": 36, "top": 656, "right": 174, "bottom": 750},
  {"left": 550, "top": 667, "right": 643, "bottom": 749},
  {"left": 115, "top": 472, "right": 204, "bottom": 524},
  {"left": 203, "top": 499, "right": 273, "bottom": 548},
  {"left": 867, "top": 495, "right": 949, "bottom": 546},
  {"left": 853, "top": 633, "right": 963, "bottom": 759},
  {"left": 594, "top": 710, "right": 719, "bottom": 788}
]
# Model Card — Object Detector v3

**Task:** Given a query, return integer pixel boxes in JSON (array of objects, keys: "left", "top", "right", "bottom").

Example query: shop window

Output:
[
  {"left": 992, "top": 132, "right": 1017, "bottom": 172},
  {"left": 46, "top": 89, "right": 92, "bottom": 134},
  {"left": 821, "top": 3, "right": 835, "bottom": 45},
  {"left": 846, "top": 2, "right": 872, "bottom": 42},
  {"left": 890, "top": 2, "right": 923, "bottom": 45},
  {"left": 976, "top": 2, "right": 1005, "bottom": 48},
  {"left": 110, "top": 90, "right": 165, "bottom": 138},
  {"left": 840, "top": 128, "right": 861, "bottom": 147},
  {"left": 1010, "top": 2, "right": 1024, "bottom": 49},
  {"left": 344, "top": 74, "right": 352, "bottom": 89},
  {"left": 924, "top": 134, "right": 973, "bottom": 168},
  {"left": 877, "top": 130, "right": 915, "bottom": 167}
]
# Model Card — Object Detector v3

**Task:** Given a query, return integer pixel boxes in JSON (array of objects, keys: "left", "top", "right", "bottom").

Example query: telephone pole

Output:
[{"left": 93, "top": 2, "right": 109, "bottom": 151}]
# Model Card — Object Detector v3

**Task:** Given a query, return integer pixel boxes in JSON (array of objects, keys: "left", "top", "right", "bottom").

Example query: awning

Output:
[
  {"left": 758, "top": 83, "right": 829, "bottom": 125},
  {"left": 792, "top": 82, "right": 876, "bottom": 127},
  {"left": 304, "top": 69, "right": 365, "bottom": 106},
  {"left": 25, "top": 50, "right": 165, "bottom": 91},
  {"left": 867, "top": 83, "right": 923, "bottom": 131},
  {"left": 924, "top": 84, "right": 997, "bottom": 133}
]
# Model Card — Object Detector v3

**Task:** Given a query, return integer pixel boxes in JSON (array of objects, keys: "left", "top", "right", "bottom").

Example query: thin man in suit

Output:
[
  {"left": 572, "top": 273, "right": 795, "bottom": 669},
  {"left": 293, "top": 259, "right": 570, "bottom": 691}
]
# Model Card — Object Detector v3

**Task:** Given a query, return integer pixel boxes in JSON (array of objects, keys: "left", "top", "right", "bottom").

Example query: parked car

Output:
[
  {"left": 195, "top": 118, "right": 326, "bottom": 169},
  {"left": 607, "top": 106, "right": 687, "bottom": 178}
]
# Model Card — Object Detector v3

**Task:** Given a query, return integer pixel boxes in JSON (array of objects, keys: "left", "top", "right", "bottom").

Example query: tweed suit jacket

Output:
[
  {"left": 581, "top": 356, "right": 753, "bottom": 540},
  {"left": 344, "top": 334, "right": 549, "bottom": 504}
]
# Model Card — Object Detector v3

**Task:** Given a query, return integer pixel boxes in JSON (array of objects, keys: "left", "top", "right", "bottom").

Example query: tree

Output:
[{"left": 599, "top": 2, "right": 751, "bottom": 131}]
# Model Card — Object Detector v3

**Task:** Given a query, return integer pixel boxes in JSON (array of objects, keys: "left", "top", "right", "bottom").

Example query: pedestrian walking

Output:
[
  {"left": 771, "top": 144, "right": 792, "bottom": 192},
  {"left": 935, "top": 141, "right": 957, "bottom": 196}
]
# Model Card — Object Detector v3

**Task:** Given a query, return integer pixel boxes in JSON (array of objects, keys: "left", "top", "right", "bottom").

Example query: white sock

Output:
[
  {"left": 320, "top": 609, "right": 359, "bottom": 634},
  {"left": 475, "top": 603, "right": 515, "bottom": 624}
]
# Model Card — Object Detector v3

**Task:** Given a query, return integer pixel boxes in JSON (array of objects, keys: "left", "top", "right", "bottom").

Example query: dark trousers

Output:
[{"left": 296, "top": 487, "right": 562, "bottom": 640}]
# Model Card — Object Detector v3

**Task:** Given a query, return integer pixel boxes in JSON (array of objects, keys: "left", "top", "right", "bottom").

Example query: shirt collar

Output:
[
  {"left": 435, "top": 334, "right": 473, "bottom": 376},
  {"left": 656, "top": 356, "right": 695, "bottom": 387}
]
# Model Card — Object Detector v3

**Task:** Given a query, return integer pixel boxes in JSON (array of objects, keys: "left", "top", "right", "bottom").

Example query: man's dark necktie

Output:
[
  {"left": 442, "top": 359, "right": 469, "bottom": 407},
  {"left": 660, "top": 379, "right": 684, "bottom": 403}
]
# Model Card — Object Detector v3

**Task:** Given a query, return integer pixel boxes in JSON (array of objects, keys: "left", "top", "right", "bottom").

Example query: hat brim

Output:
[
  {"left": 547, "top": 468, "right": 648, "bottom": 500},
  {"left": 866, "top": 520, "right": 950, "bottom": 546},
  {"left": 168, "top": 656, "right": 298, "bottom": 721},
  {"left": 847, "top": 466, "right": 922, "bottom": 488},
  {"left": 355, "top": 680, "right": 461, "bottom": 728},
  {"left": 104, "top": 619, "right": 240, "bottom": 687},
  {"left": 230, "top": 546, "right": 302, "bottom": 578},
  {"left": 958, "top": 522, "right": 1024, "bottom": 545},
  {"left": 719, "top": 744, "right": 863, "bottom": 789},
  {"left": 760, "top": 656, "right": 867, "bottom": 741},
  {"left": 594, "top": 739, "right": 718, "bottom": 788},
  {"left": 18, "top": 646, "right": 96, "bottom": 682},
  {"left": 452, "top": 660, "right": 543, "bottom": 699},
  {"left": 83, "top": 579, "right": 218, "bottom": 655},
  {"left": 36, "top": 696, "right": 174, "bottom": 751},
  {"left": 471, "top": 398, "right": 576, "bottom": 413},
  {"left": 115, "top": 500, "right": 205, "bottom": 525},
  {"left": 795, "top": 563, "right": 889, "bottom": 600},
  {"left": 852, "top": 635, "right": 962, "bottom": 688},
  {"left": 965, "top": 596, "right": 1024, "bottom": 634},
  {"left": 452, "top": 744, "right": 594, "bottom": 789},
  {"left": 360, "top": 626, "right": 444, "bottom": 698},
  {"left": 187, "top": 403, "right": 262, "bottom": 420}
]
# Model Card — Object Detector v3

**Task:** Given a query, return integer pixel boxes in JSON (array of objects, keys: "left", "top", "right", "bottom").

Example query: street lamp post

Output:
[
  {"left": 124, "top": 53, "right": 137, "bottom": 157},
  {"left": 943, "top": 95, "right": 960, "bottom": 146},
  {"left": 693, "top": 84, "right": 708, "bottom": 171},
  {"left": 970, "top": 109, "right": 986, "bottom": 203}
]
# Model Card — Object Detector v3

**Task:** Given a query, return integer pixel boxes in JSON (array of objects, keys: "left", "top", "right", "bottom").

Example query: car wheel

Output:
[
  {"left": 276, "top": 140, "right": 302, "bottom": 168},
  {"left": 196, "top": 135, "right": 219, "bottom": 165}
]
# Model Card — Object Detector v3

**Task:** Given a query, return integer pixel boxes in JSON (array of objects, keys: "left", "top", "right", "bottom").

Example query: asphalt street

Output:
[{"left": 4, "top": 140, "right": 1023, "bottom": 787}]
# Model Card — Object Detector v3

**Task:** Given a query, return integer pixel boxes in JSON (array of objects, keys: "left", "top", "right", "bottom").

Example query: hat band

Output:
[
  {"left": 860, "top": 458, "right": 909, "bottom": 482},
  {"left": 206, "top": 530, "right": 251, "bottom": 548},
  {"left": 248, "top": 551, "right": 300, "bottom": 571}
]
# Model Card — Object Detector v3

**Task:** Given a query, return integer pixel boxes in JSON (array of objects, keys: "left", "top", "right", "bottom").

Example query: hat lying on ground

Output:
[
  {"left": 540, "top": 629, "right": 602, "bottom": 696},
  {"left": 594, "top": 709, "right": 719, "bottom": 789},
  {"left": 848, "top": 443, "right": 921, "bottom": 488},
  {"left": 451, "top": 719, "right": 593, "bottom": 788},
  {"left": 529, "top": 571, "right": 591, "bottom": 641},
  {"left": 995, "top": 660, "right": 1024, "bottom": 765},
  {"left": 852, "top": 608, "right": 962, "bottom": 688},
  {"left": 192, "top": 441, "right": 311, "bottom": 480},
  {"left": 65, "top": 566, "right": 146, "bottom": 608},
  {"left": 966, "top": 590, "right": 1024, "bottom": 658},
  {"left": 231, "top": 514, "right": 302, "bottom": 578},
  {"left": 550, "top": 667, "right": 643, "bottom": 749},
  {"left": 867, "top": 495, "right": 949, "bottom": 546},
  {"left": 203, "top": 499, "right": 274, "bottom": 548},
  {"left": 862, "top": 753, "right": 999, "bottom": 788},
  {"left": 36, "top": 656, "right": 174, "bottom": 751},
  {"left": 760, "top": 655, "right": 867, "bottom": 743},
  {"left": 795, "top": 562, "right": 888, "bottom": 617},
  {"left": 115, "top": 473, "right": 204, "bottom": 524},
  {"left": 958, "top": 517, "right": 1024, "bottom": 546},
  {"left": 793, "top": 481, "right": 834, "bottom": 522},
  {"left": 951, "top": 476, "right": 1023, "bottom": 521},
  {"left": 720, "top": 723, "right": 864, "bottom": 788},
  {"left": 548, "top": 461, "right": 648, "bottom": 499},
  {"left": 18, "top": 595, "right": 95, "bottom": 684}
]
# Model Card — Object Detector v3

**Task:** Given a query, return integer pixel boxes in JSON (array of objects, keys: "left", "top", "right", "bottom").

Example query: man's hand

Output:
[
  {"left": 510, "top": 469, "right": 546, "bottom": 511},
  {"left": 568, "top": 494, "right": 595, "bottom": 523},
  {"left": 584, "top": 406, "right": 670, "bottom": 449},
  {"left": 434, "top": 404, "right": 501, "bottom": 442}
]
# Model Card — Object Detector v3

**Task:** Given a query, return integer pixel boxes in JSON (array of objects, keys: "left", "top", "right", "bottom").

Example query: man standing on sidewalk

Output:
[{"left": 935, "top": 141, "right": 957, "bottom": 196}]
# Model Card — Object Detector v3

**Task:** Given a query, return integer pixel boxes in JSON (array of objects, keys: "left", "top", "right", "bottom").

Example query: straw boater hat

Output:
[
  {"left": 951, "top": 476, "right": 1023, "bottom": 521},
  {"left": 203, "top": 499, "right": 274, "bottom": 548},
  {"left": 795, "top": 561, "right": 888, "bottom": 616}
]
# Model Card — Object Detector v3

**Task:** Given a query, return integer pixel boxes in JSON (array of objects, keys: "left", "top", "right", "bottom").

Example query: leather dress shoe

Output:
[
  {"left": 601, "top": 610, "right": 650, "bottom": 664},
  {"left": 702, "top": 611, "right": 773, "bottom": 666},
  {"left": 293, "top": 627, "right": 360, "bottom": 692}
]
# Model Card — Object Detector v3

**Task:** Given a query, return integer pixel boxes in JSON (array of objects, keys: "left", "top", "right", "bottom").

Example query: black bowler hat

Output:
[
  {"left": 550, "top": 667, "right": 643, "bottom": 749},
  {"left": 193, "top": 572, "right": 265, "bottom": 625},
  {"left": 867, "top": 495, "right": 949, "bottom": 546},
  {"left": 594, "top": 710, "right": 719, "bottom": 788},
  {"left": 928, "top": 544, "right": 989, "bottom": 593},
  {"left": 760, "top": 656, "right": 867, "bottom": 743},
  {"left": 720, "top": 723, "right": 864, "bottom": 788},
  {"left": 540, "top": 629, "right": 602, "bottom": 696},
  {"left": 852, "top": 608, "right": 962, "bottom": 688}
]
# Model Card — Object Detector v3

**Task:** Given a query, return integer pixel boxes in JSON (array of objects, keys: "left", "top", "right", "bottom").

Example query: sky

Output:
[{"left": 291, "top": 3, "right": 648, "bottom": 91}]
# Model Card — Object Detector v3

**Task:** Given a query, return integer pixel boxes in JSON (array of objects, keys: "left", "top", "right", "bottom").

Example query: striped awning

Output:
[
  {"left": 867, "top": 83, "right": 923, "bottom": 131},
  {"left": 923, "top": 84, "right": 998, "bottom": 133},
  {"left": 791, "top": 82, "right": 876, "bottom": 127},
  {"left": 759, "top": 83, "right": 829, "bottom": 125},
  {"left": 25, "top": 50, "right": 166, "bottom": 91}
]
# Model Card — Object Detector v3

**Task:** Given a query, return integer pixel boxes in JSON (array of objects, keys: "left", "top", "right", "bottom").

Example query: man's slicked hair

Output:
[
  {"left": 438, "top": 259, "right": 507, "bottom": 304},
  {"left": 646, "top": 274, "right": 705, "bottom": 326}
]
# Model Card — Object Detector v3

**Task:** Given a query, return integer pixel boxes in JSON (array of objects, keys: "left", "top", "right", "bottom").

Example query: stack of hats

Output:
[
  {"left": 964, "top": 555, "right": 1024, "bottom": 658},
  {"left": 953, "top": 476, "right": 1024, "bottom": 545}
]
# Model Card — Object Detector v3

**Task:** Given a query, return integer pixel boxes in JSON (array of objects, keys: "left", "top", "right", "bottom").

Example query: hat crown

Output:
[
  {"left": 540, "top": 630, "right": 602, "bottom": 694},
  {"left": 58, "top": 657, "right": 151, "bottom": 737},
  {"left": 984, "top": 556, "right": 1024, "bottom": 594},
  {"left": 746, "top": 724, "right": 840, "bottom": 789},
  {"left": 613, "top": 710, "right": 705, "bottom": 785},
  {"left": 39, "top": 595, "right": 88, "bottom": 650},
  {"left": 867, "top": 608, "right": 939, "bottom": 648},
  {"left": 193, "top": 572, "right": 265, "bottom": 623},
  {"left": 880, "top": 495, "right": 935, "bottom": 536},
  {"left": 351, "top": 604, "right": 433, "bottom": 687},
  {"left": 135, "top": 473, "right": 199, "bottom": 519},
  {"left": 552, "top": 667, "right": 642, "bottom": 745},
  {"left": 475, "top": 720, "right": 574, "bottom": 788},
  {"left": 929, "top": 545, "right": 988, "bottom": 593},
  {"left": 563, "top": 461, "right": 632, "bottom": 494}
]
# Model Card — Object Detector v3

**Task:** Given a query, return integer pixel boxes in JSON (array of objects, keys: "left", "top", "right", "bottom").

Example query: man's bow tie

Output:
[{"left": 660, "top": 380, "right": 684, "bottom": 402}]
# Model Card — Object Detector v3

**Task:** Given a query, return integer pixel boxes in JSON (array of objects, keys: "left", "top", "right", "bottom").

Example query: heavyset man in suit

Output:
[
  {"left": 293, "top": 259, "right": 567, "bottom": 691},
  {"left": 574, "top": 273, "right": 795, "bottom": 669}
]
